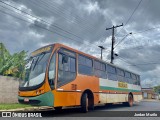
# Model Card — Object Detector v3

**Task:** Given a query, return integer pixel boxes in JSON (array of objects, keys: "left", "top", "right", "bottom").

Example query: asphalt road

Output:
[
  {"left": 1, "top": 100, "right": 160, "bottom": 120},
  {"left": 39, "top": 100, "right": 160, "bottom": 117}
]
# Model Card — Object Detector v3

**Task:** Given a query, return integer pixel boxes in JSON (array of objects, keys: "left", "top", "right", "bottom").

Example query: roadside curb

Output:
[{"left": 0, "top": 106, "right": 54, "bottom": 112}]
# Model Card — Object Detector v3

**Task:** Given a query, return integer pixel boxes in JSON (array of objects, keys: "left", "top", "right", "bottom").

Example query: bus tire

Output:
[
  {"left": 123, "top": 94, "right": 133, "bottom": 107},
  {"left": 128, "top": 94, "right": 133, "bottom": 107},
  {"left": 81, "top": 93, "right": 88, "bottom": 113},
  {"left": 54, "top": 107, "right": 62, "bottom": 111}
]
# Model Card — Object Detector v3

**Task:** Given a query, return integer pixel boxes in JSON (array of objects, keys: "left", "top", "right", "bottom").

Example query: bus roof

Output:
[
  {"left": 33, "top": 43, "right": 140, "bottom": 76},
  {"left": 54, "top": 43, "right": 139, "bottom": 76}
]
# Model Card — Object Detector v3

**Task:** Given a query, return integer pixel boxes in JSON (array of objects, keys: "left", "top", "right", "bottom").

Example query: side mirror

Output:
[{"left": 62, "top": 55, "right": 68, "bottom": 64}]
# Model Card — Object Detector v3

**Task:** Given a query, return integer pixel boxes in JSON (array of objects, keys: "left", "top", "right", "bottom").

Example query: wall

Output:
[{"left": 0, "top": 75, "right": 19, "bottom": 103}]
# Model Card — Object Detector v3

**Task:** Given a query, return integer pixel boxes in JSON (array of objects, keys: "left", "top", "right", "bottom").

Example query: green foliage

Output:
[
  {"left": 0, "top": 43, "right": 27, "bottom": 79},
  {"left": 0, "top": 43, "right": 11, "bottom": 69},
  {"left": 0, "top": 103, "right": 32, "bottom": 110},
  {"left": 153, "top": 85, "right": 160, "bottom": 93}
]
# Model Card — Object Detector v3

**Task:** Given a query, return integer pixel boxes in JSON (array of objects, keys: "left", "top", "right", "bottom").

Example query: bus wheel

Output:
[
  {"left": 123, "top": 94, "right": 133, "bottom": 107},
  {"left": 81, "top": 93, "right": 88, "bottom": 113},
  {"left": 128, "top": 94, "right": 133, "bottom": 107},
  {"left": 54, "top": 107, "right": 62, "bottom": 111}
]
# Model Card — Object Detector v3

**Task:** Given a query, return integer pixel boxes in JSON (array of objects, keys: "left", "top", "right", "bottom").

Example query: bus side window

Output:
[
  {"left": 58, "top": 53, "right": 76, "bottom": 87},
  {"left": 131, "top": 74, "right": 136, "bottom": 85},
  {"left": 78, "top": 55, "right": 93, "bottom": 75},
  {"left": 125, "top": 71, "right": 132, "bottom": 83},
  {"left": 106, "top": 65, "right": 117, "bottom": 81},
  {"left": 94, "top": 61, "right": 106, "bottom": 78},
  {"left": 117, "top": 68, "right": 125, "bottom": 82},
  {"left": 138, "top": 76, "right": 141, "bottom": 85},
  {"left": 136, "top": 75, "right": 140, "bottom": 85}
]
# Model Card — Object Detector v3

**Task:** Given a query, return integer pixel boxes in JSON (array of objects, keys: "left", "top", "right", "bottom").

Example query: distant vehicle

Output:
[{"left": 18, "top": 43, "right": 142, "bottom": 112}]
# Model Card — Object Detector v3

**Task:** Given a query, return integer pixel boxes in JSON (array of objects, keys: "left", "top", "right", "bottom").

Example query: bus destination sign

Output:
[{"left": 31, "top": 46, "right": 52, "bottom": 56}]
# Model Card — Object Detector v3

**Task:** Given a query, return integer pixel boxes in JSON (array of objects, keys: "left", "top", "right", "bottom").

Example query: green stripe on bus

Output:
[
  {"left": 100, "top": 86, "right": 141, "bottom": 92},
  {"left": 18, "top": 91, "right": 54, "bottom": 106}
]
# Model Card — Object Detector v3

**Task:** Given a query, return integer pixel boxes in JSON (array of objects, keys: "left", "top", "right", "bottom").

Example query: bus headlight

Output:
[
  {"left": 36, "top": 89, "right": 44, "bottom": 95},
  {"left": 36, "top": 91, "right": 39, "bottom": 95}
]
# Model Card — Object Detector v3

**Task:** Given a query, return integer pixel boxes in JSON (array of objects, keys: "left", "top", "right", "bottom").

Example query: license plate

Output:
[{"left": 24, "top": 98, "right": 29, "bottom": 102}]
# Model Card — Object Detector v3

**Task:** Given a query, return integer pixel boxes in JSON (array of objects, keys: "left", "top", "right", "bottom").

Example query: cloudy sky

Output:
[{"left": 0, "top": 0, "right": 160, "bottom": 87}]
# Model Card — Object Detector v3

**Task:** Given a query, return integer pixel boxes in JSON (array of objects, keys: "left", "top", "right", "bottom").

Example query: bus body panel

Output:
[
  {"left": 18, "top": 91, "right": 54, "bottom": 106},
  {"left": 99, "top": 78, "right": 142, "bottom": 103},
  {"left": 53, "top": 75, "right": 99, "bottom": 107}
]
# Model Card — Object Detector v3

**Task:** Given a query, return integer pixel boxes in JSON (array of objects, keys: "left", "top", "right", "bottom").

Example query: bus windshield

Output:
[{"left": 22, "top": 52, "right": 51, "bottom": 87}]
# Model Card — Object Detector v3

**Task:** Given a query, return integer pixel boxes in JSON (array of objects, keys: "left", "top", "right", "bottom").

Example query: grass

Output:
[{"left": 0, "top": 103, "right": 33, "bottom": 110}]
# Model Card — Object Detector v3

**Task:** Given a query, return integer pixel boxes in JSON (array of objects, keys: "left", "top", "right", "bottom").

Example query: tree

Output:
[
  {"left": 0, "top": 43, "right": 27, "bottom": 79},
  {"left": 153, "top": 85, "right": 160, "bottom": 94}
]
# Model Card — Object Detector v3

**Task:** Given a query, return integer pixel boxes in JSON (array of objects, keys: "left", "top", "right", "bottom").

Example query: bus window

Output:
[
  {"left": 131, "top": 73, "right": 137, "bottom": 85},
  {"left": 125, "top": 71, "right": 131, "bottom": 83},
  {"left": 94, "top": 61, "right": 106, "bottom": 78},
  {"left": 117, "top": 68, "right": 125, "bottom": 82},
  {"left": 57, "top": 53, "right": 76, "bottom": 87},
  {"left": 106, "top": 64, "right": 117, "bottom": 81},
  {"left": 135, "top": 75, "right": 140, "bottom": 85},
  {"left": 78, "top": 55, "right": 93, "bottom": 75},
  {"left": 48, "top": 53, "right": 56, "bottom": 89}
]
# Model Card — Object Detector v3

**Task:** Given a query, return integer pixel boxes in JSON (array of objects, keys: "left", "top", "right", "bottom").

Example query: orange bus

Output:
[{"left": 18, "top": 43, "right": 142, "bottom": 112}]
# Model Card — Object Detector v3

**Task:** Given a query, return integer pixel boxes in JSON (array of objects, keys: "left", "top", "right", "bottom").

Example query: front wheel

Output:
[{"left": 81, "top": 93, "right": 88, "bottom": 113}]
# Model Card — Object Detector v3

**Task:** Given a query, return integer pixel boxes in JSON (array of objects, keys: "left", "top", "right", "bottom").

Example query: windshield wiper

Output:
[{"left": 32, "top": 52, "right": 46, "bottom": 71}]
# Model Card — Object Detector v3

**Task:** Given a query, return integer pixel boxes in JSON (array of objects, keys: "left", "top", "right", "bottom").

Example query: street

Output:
[
  {"left": 1, "top": 100, "right": 160, "bottom": 120},
  {"left": 30, "top": 100, "right": 160, "bottom": 118}
]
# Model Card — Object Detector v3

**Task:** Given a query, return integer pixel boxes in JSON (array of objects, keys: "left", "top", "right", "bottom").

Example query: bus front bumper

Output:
[{"left": 18, "top": 91, "right": 54, "bottom": 107}]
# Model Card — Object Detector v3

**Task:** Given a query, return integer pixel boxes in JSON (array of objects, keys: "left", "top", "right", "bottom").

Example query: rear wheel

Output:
[
  {"left": 128, "top": 94, "right": 133, "bottom": 107},
  {"left": 123, "top": 94, "right": 133, "bottom": 107},
  {"left": 81, "top": 93, "right": 88, "bottom": 113}
]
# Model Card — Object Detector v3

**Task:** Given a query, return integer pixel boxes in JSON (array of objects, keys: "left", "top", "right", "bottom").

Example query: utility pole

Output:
[
  {"left": 106, "top": 23, "right": 123, "bottom": 64},
  {"left": 98, "top": 46, "right": 105, "bottom": 60}
]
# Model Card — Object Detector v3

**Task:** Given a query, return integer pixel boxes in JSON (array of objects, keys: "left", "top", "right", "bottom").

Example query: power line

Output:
[
  {"left": 117, "top": 56, "right": 135, "bottom": 66},
  {"left": 114, "top": 32, "right": 132, "bottom": 49},
  {"left": 0, "top": 4, "right": 105, "bottom": 53},
  {"left": 0, "top": 7, "right": 79, "bottom": 42},
  {"left": 28, "top": 0, "right": 108, "bottom": 47},
  {"left": 37, "top": 0, "right": 97, "bottom": 33},
  {"left": 0, "top": 1, "right": 104, "bottom": 50},
  {"left": 0, "top": 0, "right": 84, "bottom": 40},
  {"left": 116, "top": 0, "right": 143, "bottom": 35},
  {"left": 116, "top": 55, "right": 142, "bottom": 70},
  {"left": 132, "top": 26, "right": 160, "bottom": 34},
  {"left": 29, "top": 0, "right": 98, "bottom": 37},
  {"left": 0, "top": 1, "right": 108, "bottom": 48}
]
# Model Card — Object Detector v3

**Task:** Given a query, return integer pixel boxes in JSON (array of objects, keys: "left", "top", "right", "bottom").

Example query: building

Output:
[{"left": 142, "top": 88, "right": 157, "bottom": 99}]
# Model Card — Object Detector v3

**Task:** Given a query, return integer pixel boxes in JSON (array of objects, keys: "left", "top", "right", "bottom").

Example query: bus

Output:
[{"left": 18, "top": 43, "right": 142, "bottom": 112}]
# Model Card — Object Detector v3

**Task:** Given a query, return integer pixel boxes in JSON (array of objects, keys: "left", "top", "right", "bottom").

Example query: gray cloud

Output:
[{"left": 0, "top": 0, "right": 160, "bottom": 87}]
